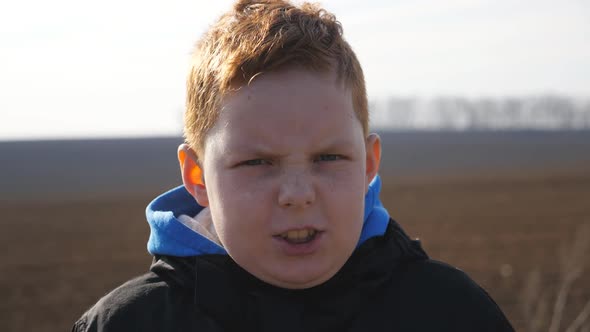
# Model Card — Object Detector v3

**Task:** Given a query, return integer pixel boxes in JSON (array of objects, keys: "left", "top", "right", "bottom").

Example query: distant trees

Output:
[{"left": 370, "top": 95, "right": 590, "bottom": 130}]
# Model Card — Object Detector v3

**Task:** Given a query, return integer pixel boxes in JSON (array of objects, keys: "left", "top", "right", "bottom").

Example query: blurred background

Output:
[{"left": 1, "top": 0, "right": 589, "bottom": 331}]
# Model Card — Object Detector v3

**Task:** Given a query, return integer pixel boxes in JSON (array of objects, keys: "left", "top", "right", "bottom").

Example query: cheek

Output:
[
  {"left": 219, "top": 175, "right": 272, "bottom": 208},
  {"left": 334, "top": 191, "right": 365, "bottom": 226},
  {"left": 320, "top": 168, "right": 366, "bottom": 223},
  {"left": 321, "top": 162, "right": 366, "bottom": 196},
  {"left": 208, "top": 177, "right": 272, "bottom": 233}
]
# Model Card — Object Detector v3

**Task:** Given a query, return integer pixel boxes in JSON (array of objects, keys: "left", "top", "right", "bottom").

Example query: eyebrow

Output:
[
  {"left": 316, "top": 139, "right": 356, "bottom": 151},
  {"left": 225, "top": 143, "right": 283, "bottom": 157},
  {"left": 227, "top": 138, "right": 356, "bottom": 156}
]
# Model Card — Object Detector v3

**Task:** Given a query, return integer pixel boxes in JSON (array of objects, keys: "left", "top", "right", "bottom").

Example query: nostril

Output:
[{"left": 277, "top": 174, "right": 316, "bottom": 207}]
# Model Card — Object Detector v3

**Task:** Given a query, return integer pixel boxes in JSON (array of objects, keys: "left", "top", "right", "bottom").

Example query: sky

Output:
[{"left": 1, "top": 0, "right": 589, "bottom": 140}]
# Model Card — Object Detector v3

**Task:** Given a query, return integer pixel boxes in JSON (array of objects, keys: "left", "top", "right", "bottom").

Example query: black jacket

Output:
[{"left": 73, "top": 220, "right": 514, "bottom": 331}]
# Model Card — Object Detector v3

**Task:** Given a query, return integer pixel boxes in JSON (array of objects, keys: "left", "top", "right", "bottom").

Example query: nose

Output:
[{"left": 277, "top": 171, "right": 316, "bottom": 208}]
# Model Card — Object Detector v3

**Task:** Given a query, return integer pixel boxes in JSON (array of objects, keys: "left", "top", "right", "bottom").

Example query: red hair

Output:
[{"left": 185, "top": 0, "right": 368, "bottom": 157}]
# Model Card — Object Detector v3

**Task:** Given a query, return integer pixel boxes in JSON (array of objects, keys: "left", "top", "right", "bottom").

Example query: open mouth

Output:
[{"left": 277, "top": 229, "right": 320, "bottom": 244}]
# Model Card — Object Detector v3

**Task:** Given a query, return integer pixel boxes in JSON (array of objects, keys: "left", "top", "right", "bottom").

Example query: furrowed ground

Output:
[{"left": 1, "top": 167, "right": 589, "bottom": 331}]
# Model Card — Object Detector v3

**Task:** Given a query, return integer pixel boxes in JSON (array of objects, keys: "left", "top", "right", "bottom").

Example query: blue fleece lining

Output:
[
  {"left": 359, "top": 175, "right": 390, "bottom": 245},
  {"left": 146, "top": 175, "right": 390, "bottom": 257},
  {"left": 146, "top": 187, "right": 226, "bottom": 256}
]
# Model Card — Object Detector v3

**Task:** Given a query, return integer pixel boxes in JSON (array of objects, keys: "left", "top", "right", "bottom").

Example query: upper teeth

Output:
[{"left": 281, "top": 229, "right": 317, "bottom": 240}]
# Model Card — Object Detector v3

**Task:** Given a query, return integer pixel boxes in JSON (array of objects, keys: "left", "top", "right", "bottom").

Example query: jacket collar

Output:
[{"left": 150, "top": 219, "right": 428, "bottom": 330}]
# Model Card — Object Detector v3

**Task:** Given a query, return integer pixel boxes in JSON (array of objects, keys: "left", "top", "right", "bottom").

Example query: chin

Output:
[
  {"left": 272, "top": 276, "right": 329, "bottom": 289},
  {"left": 268, "top": 264, "right": 340, "bottom": 289}
]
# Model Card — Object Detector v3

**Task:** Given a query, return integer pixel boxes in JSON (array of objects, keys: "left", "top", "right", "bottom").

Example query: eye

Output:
[
  {"left": 315, "top": 154, "right": 343, "bottom": 162},
  {"left": 239, "top": 159, "right": 271, "bottom": 166}
]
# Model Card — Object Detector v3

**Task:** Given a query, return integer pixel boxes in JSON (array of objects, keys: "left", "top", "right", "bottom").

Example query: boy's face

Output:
[{"left": 181, "top": 68, "right": 380, "bottom": 289}]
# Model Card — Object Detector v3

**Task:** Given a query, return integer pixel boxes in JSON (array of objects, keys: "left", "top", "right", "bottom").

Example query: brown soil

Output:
[{"left": 1, "top": 168, "right": 589, "bottom": 332}]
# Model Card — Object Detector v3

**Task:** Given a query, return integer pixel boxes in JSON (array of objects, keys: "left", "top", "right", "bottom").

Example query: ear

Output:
[
  {"left": 364, "top": 133, "right": 381, "bottom": 192},
  {"left": 178, "top": 144, "right": 209, "bottom": 207}
]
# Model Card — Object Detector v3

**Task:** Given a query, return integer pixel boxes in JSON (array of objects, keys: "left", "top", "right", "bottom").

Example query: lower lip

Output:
[{"left": 272, "top": 232, "right": 325, "bottom": 256}]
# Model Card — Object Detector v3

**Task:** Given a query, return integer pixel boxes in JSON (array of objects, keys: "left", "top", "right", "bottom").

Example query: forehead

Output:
[{"left": 205, "top": 69, "right": 363, "bottom": 152}]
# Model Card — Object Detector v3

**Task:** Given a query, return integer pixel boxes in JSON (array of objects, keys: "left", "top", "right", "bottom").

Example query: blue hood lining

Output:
[{"left": 146, "top": 175, "right": 390, "bottom": 257}]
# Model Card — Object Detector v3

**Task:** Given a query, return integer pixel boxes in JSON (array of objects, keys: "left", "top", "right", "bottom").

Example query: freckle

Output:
[{"left": 247, "top": 95, "right": 252, "bottom": 100}]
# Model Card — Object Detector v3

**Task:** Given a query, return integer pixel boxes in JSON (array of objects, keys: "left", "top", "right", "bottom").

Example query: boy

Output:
[{"left": 73, "top": 0, "right": 514, "bottom": 331}]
